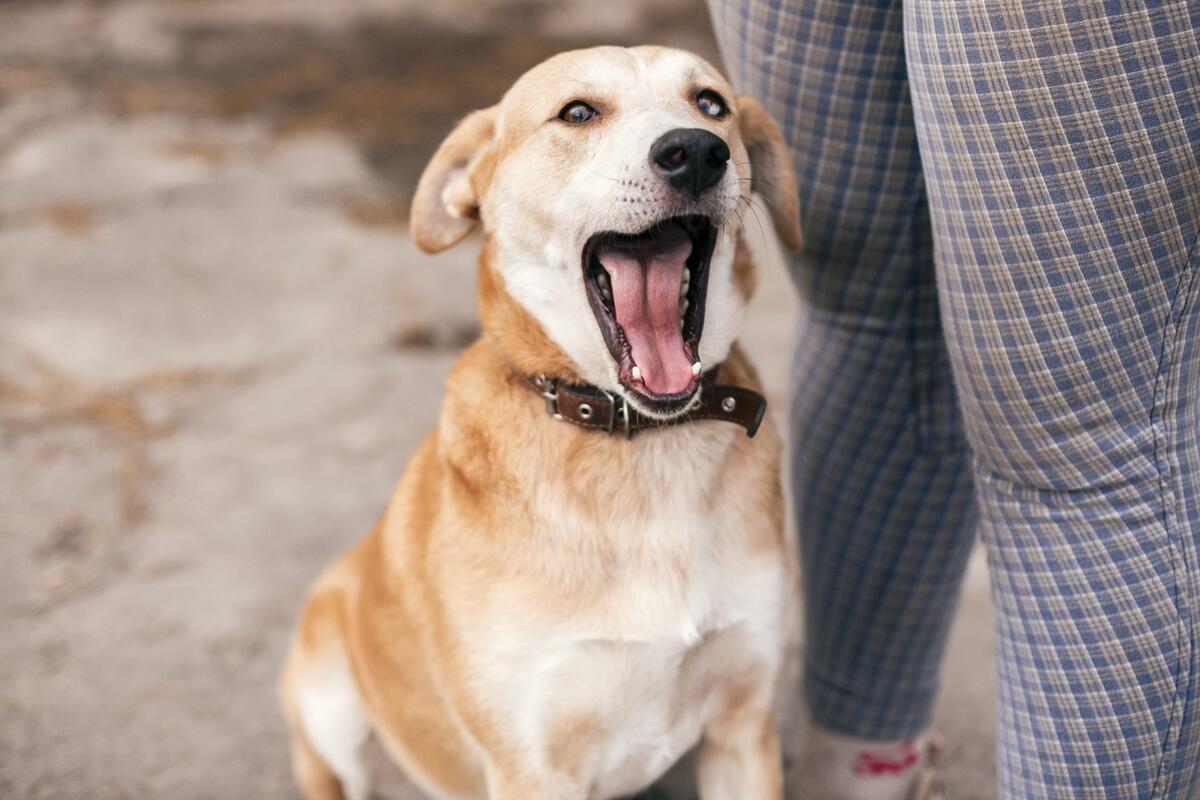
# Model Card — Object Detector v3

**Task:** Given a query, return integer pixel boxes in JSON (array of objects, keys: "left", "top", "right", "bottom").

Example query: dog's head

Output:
[{"left": 411, "top": 46, "right": 800, "bottom": 420}]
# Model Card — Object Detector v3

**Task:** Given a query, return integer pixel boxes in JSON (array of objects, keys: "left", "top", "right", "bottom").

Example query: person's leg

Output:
[
  {"left": 904, "top": 0, "right": 1200, "bottom": 796},
  {"left": 707, "top": 0, "right": 977, "bottom": 792}
]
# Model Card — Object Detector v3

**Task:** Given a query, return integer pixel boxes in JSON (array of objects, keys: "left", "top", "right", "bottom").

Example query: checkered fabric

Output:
[{"left": 707, "top": 0, "right": 1200, "bottom": 797}]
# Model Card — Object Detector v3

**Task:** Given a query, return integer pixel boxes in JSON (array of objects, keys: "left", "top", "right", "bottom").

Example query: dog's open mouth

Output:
[{"left": 583, "top": 215, "right": 717, "bottom": 414}]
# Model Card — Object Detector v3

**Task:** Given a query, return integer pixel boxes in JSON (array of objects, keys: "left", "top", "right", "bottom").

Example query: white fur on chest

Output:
[
  {"left": 472, "top": 427, "right": 787, "bottom": 798},
  {"left": 534, "top": 425, "right": 777, "bottom": 641},
  {"left": 516, "top": 552, "right": 783, "bottom": 800},
  {"left": 535, "top": 635, "right": 719, "bottom": 799}
]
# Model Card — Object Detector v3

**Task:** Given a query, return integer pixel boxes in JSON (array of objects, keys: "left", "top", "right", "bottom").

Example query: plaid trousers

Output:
[{"left": 707, "top": 0, "right": 1200, "bottom": 796}]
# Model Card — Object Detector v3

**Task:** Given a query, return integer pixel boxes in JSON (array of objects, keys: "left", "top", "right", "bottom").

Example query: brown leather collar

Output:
[{"left": 521, "top": 367, "right": 766, "bottom": 438}]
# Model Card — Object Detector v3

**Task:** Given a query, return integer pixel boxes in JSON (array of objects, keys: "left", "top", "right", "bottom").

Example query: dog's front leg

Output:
[{"left": 696, "top": 693, "right": 783, "bottom": 800}]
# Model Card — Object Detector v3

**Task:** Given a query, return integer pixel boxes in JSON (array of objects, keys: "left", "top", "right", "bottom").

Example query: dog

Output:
[{"left": 279, "top": 45, "right": 803, "bottom": 800}]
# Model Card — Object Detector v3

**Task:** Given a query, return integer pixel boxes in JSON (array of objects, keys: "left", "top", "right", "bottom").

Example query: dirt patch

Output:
[
  {"left": 343, "top": 198, "right": 408, "bottom": 230},
  {"left": 151, "top": 139, "right": 235, "bottom": 165},
  {"left": 38, "top": 203, "right": 97, "bottom": 236},
  {"left": 0, "top": 65, "right": 53, "bottom": 98},
  {"left": 390, "top": 321, "right": 480, "bottom": 352}
]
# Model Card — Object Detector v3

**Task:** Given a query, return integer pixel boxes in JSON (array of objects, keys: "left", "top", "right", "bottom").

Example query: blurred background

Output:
[{"left": 0, "top": 1, "right": 996, "bottom": 797}]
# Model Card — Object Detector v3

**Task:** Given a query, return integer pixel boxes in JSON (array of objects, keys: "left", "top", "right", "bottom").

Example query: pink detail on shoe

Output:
[{"left": 853, "top": 740, "right": 920, "bottom": 777}]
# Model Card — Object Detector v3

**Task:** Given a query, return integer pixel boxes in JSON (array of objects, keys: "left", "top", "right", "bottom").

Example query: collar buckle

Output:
[
  {"left": 594, "top": 389, "right": 632, "bottom": 439},
  {"left": 534, "top": 374, "right": 563, "bottom": 421}
]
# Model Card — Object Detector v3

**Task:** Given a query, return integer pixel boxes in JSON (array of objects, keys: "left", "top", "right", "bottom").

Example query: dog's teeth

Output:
[
  {"left": 597, "top": 272, "right": 612, "bottom": 301},
  {"left": 680, "top": 318, "right": 685, "bottom": 331},
  {"left": 631, "top": 365, "right": 642, "bottom": 381},
  {"left": 679, "top": 297, "right": 689, "bottom": 315},
  {"left": 692, "top": 361, "right": 702, "bottom": 375}
]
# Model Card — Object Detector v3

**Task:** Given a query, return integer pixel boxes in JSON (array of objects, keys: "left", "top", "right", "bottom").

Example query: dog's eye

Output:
[
  {"left": 696, "top": 90, "right": 728, "bottom": 119},
  {"left": 558, "top": 101, "right": 598, "bottom": 124}
]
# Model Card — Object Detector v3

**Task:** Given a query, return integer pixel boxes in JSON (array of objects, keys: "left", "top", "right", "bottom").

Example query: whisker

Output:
[
  {"left": 750, "top": 192, "right": 781, "bottom": 212},
  {"left": 734, "top": 193, "right": 771, "bottom": 250},
  {"left": 730, "top": 159, "right": 786, "bottom": 190}
]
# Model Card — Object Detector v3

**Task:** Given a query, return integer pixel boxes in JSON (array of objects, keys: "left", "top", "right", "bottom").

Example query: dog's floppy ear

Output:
[
  {"left": 410, "top": 106, "right": 498, "bottom": 253},
  {"left": 737, "top": 95, "right": 802, "bottom": 251}
]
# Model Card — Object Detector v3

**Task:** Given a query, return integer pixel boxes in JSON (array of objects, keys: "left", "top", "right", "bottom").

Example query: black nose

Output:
[{"left": 649, "top": 128, "right": 730, "bottom": 199}]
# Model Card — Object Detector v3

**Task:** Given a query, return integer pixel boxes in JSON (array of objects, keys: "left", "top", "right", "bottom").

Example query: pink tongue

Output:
[{"left": 597, "top": 224, "right": 693, "bottom": 395}]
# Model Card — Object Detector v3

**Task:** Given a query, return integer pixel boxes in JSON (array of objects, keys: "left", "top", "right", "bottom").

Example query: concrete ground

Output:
[{"left": 0, "top": 1, "right": 996, "bottom": 797}]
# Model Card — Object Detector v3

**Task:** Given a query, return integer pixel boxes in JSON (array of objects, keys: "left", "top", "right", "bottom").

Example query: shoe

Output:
[
  {"left": 796, "top": 724, "right": 947, "bottom": 800},
  {"left": 904, "top": 734, "right": 945, "bottom": 800}
]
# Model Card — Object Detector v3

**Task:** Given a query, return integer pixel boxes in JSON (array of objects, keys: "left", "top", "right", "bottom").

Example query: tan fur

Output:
[
  {"left": 281, "top": 46, "right": 801, "bottom": 800},
  {"left": 733, "top": 96, "right": 803, "bottom": 251},
  {"left": 410, "top": 107, "right": 498, "bottom": 254}
]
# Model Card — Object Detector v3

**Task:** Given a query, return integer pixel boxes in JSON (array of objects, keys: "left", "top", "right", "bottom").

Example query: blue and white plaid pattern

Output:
[{"left": 708, "top": 0, "right": 1200, "bottom": 797}]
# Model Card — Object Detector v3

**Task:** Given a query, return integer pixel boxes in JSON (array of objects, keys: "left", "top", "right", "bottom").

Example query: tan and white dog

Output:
[{"left": 279, "top": 45, "right": 803, "bottom": 800}]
